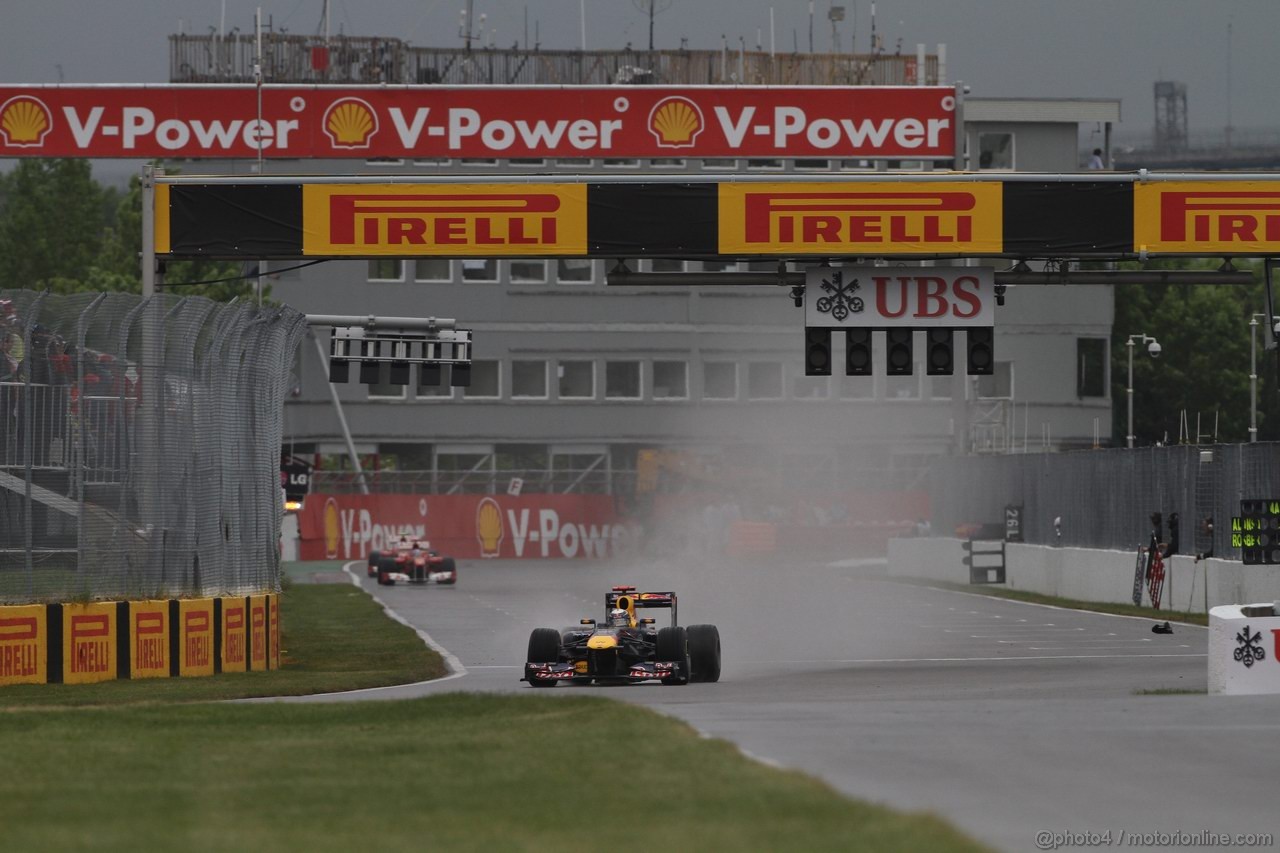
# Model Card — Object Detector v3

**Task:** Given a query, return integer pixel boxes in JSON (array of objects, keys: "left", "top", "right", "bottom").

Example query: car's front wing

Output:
[{"left": 522, "top": 660, "right": 682, "bottom": 684}]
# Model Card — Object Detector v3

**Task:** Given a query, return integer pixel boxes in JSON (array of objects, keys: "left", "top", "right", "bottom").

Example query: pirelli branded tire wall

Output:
[
  {"left": 155, "top": 175, "right": 1280, "bottom": 261},
  {"left": 0, "top": 595, "right": 280, "bottom": 686}
]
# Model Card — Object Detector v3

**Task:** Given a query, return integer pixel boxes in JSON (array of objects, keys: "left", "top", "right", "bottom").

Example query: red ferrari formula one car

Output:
[
  {"left": 522, "top": 585, "right": 721, "bottom": 687},
  {"left": 367, "top": 539, "right": 458, "bottom": 586}
]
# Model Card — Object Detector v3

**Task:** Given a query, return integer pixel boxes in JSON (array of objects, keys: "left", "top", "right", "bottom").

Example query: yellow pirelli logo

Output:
[
  {"left": 719, "top": 182, "right": 1002, "bottom": 255},
  {"left": 302, "top": 183, "right": 588, "bottom": 256},
  {"left": 1135, "top": 181, "right": 1280, "bottom": 252}
]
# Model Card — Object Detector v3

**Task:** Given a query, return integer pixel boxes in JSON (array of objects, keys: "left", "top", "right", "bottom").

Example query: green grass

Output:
[
  {"left": 0, "top": 693, "right": 986, "bottom": 853},
  {"left": 0, "top": 582, "right": 447, "bottom": 708},
  {"left": 901, "top": 579, "right": 1210, "bottom": 626}
]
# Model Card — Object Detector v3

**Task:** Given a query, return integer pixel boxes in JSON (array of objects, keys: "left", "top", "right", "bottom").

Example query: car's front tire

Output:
[
  {"left": 526, "top": 627, "right": 561, "bottom": 688},
  {"left": 687, "top": 624, "right": 721, "bottom": 683},
  {"left": 655, "top": 626, "right": 690, "bottom": 685},
  {"left": 367, "top": 550, "right": 382, "bottom": 577}
]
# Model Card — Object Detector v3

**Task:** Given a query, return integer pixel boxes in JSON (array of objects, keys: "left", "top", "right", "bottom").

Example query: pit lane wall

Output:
[
  {"left": 886, "top": 537, "right": 1280, "bottom": 611},
  {"left": 0, "top": 595, "right": 280, "bottom": 686}
]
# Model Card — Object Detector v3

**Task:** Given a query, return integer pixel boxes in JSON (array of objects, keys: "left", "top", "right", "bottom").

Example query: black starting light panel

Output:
[
  {"left": 926, "top": 328, "right": 954, "bottom": 376},
  {"left": 845, "top": 328, "right": 872, "bottom": 376},
  {"left": 885, "top": 328, "right": 913, "bottom": 376},
  {"left": 805, "top": 327, "right": 832, "bottom": 376},
  {"left": 967, "top": 327, "right": 994, "bottom": 375}
]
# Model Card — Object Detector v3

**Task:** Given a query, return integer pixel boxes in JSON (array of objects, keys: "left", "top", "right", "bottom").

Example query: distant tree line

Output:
[{"left": 0, "top": 158, "right": 263, "bottom": 303}]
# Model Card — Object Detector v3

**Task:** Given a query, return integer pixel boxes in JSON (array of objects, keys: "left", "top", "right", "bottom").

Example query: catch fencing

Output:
[
  {"left": 0, "top": 289, "right": 306, "bottom": 604},
  {"left": 929, "top": 444, "right": 1280, "bottom": 559}
]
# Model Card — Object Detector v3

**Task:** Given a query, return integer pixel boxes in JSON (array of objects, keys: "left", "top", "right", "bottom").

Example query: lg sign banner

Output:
[
  {"left": 0, "top": 85, "right": 956, "bottom": 160},
  {"left": 805, "top": 266, "right": 995, "bottom": 328}
]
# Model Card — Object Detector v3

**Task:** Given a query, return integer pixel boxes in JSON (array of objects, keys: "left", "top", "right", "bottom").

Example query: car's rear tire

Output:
[
  {"left": 527, "top": 627, "right": 561, "bottom": 688},
  {"left": 367, "top": 550, "right": 381, "bottom": 577},
  {"left": 376, "top": 556, "right": 396, "bottom": 586},
  {"left": 439, "top": 557, "right": 457, "bottom": 585},
  {"left": 655, "top": 626, "right": 689, "bottom": 685},
  {"left": 687, "top": 624, "right": 722, "bottom": 683}
]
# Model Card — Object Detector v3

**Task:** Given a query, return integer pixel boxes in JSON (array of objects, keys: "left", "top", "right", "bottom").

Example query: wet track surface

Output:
[{"left": 283, "top": 556, "right": 1279, "bottom": 851}]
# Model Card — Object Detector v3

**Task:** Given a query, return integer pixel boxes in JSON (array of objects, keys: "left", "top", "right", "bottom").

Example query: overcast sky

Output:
[{"left": 0, "top": 0, "right": 1274, "bottom": 138}]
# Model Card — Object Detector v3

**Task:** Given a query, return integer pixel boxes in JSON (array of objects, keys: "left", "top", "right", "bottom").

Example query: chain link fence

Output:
[
  {"left": 0, "top": 289, "right": 306, "bottom": 604},
  {"left": 929, "top": 444, "right": 1280, "bottom": 559}
]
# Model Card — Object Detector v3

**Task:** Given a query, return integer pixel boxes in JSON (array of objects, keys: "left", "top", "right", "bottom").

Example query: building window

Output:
[
  {"left": 415, "top": 373, "right": 453, "bottom": 399},
  {"left": 366, "top": 365, "right": 407, "bottom": 400},
  {"left": 557, "top": 258, "right": 594, "bottom": 284},
  {"left": 605, "top": 361, "right": 642, "bottom": 399},
  {"left": 368, "top": 259, "right": 403, "bottom": 281},
  {"left": 795, "top": 159, "right": 831, "bottom": 170},
  {"left": 839, "top": 375, "right": 874, "bottom": 399},
  {"left": 511, "top": 360, "right": 548, "bottom": 399},
  {"left": 747, "top": 362, "right": 783, "bottom": 400},
  {"left": 703, "top": 362, "right": 737, "bottom": 400},
  {"left": 978, "top": 132, "right": 1014, "bottom": 170},
  {"left": 459, "top": 158, "right": 498, "bottom": 167},
  {"left": 746, "top": 159, "right": 783, "bottom": 170},
  {"left": 461, "top": 259, "right": 498, "bottom": 282},
  {"left": 558, "top": 360, "right": 595, "bottom": 399},
  {"left": 414, "top": 258, "right": 450, "bottom": 281},
  {"left": 463, "top": 360, "right": 501, "bottom": 398},
  {"left": 1077, "top": 338, "right": 1108, "bottom": 397},
  {"left": 364, "top": 158, "right": 404, "bottom": 166},
  {"left": 602, "top": 158, "right": 640, "bottom": 168},
  {"left": 510, "top": 260, "right": 547, "bottom": 283},
  {"left": 839, "top": 159, "right": 874, "bottom": 171},
  {"left": 649, "top": 158, "right": 686, "bottom": 167},
  {"left": 701, "top": 259, "right": 738, "bottom": 272},
  {"left": 509, "top": 158, "right": 546, "bottom": 166},
  {"left": 649, "top": 258, "right": 685, "bottom": 272},
  {"left": 653, "top": 361, "right": 688, "bottom": 399},
  {"left": 977, "top": 361, "right": 1014, "bottom": 399},
  {"left": 701, "top": 159, "right": 738, "bottom": 170},
  {"left": 792, "top": 373, "right": 829, "bottom": 399}
]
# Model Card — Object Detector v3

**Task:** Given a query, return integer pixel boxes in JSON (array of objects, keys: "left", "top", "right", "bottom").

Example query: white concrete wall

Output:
[{"left": 887, "top": 537, "right": 1280, "bottom": 611}]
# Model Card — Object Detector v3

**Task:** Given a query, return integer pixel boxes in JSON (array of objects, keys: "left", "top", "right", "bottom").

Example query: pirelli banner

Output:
[
  {"left": 156, "top": 177, "right": 1280, "bottom": 261},
  {"left": 0, "top": 596, "right": 280, "bottom": 686}
]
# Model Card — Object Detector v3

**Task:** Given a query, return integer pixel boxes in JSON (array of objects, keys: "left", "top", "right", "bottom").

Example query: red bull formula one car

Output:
[
  {"left": 522, "top": 586, "right": 721, "bottom": 687},
  {"left": 367, "top": 540, "right": 458, "bottom": 586}
]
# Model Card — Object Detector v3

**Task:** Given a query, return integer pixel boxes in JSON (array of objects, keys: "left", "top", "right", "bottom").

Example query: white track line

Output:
[{"left": 299, "top": 560, "right": 471, "bottom": 697}]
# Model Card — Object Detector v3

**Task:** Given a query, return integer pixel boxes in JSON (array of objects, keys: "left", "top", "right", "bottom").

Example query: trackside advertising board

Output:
[
  {"left": 0, "top": 605, "right": 47, "bottom": 685},
  {"left": 178, "top": 598, "right": 216, "bottom": 677},
  {"left": 0, "top": 85, "right": 957, "bottom": 160},
  {"left": 128, "top": 600, "right": 171, "bottom": 679},
  {"left": 61, "top": 602, "right": 117, "bottom": 685},
  {"left": 298, "top": 494, "right": 641, "bottom": 561}
]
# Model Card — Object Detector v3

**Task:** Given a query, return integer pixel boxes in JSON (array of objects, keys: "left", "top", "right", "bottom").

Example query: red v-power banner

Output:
[{"left": 0, "top": 84, "right": 958, "bottom": 160}]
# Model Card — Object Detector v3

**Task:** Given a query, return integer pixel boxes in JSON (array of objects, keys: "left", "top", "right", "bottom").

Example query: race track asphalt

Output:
[{"left": 277, "top": 554, "right": 1280, "bottom": 852}]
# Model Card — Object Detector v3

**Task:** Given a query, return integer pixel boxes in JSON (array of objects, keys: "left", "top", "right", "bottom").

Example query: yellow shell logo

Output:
[
  {"left": 322, "top": 98, "right": 379, "bottom": 149},
  {"left": 323, "top": 498, "right": 341, "bottom": 559},
  {"left": 0, "top": 96, "right": 52, "bottom": 148},
  {"left": 647, "top": 96, "right": 704, "bottom": 148},
  {"left": 476, "top": 497, "right": 503, "bottom": 558}
]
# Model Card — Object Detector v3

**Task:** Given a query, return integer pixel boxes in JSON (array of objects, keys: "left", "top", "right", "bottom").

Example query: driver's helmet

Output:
[{"left": 608, "top": 608, "right": 630, "bottom": 628}]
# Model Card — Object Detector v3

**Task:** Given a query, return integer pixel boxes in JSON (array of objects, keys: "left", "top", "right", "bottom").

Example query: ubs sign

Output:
[{"left": 804, "top": 266, "right": 995, "bottom": 328}]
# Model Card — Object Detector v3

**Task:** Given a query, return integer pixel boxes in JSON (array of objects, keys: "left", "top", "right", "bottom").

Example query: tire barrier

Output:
[{"left": 0, "top": 594, "right": 280, "bottom": 686}]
